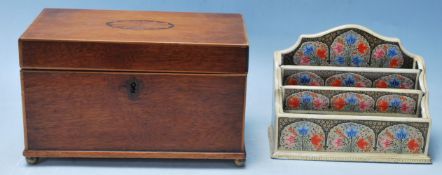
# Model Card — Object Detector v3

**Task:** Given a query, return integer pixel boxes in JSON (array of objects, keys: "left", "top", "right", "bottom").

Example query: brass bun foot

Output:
[
  {"left": 26, "top": 157, "right": 40, "bottom": 165},
  {"left": 233, "top": 159, "right": 245, "bottom": 167}
]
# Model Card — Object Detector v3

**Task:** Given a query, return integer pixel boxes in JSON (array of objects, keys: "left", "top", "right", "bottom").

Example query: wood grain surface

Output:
[
  {"left": 20, "top": 8, "right": 248, "bottom": 45},
  {"left": 19, "top": 9, "right": 248, "bottom": 73},
  {"left": 24, "top": 150, "right": 246, "bottom": 159},
  {"left": 19, "top": 40, "right": 248, "bottom": 73},
  {"left": 22, "top": 70, "right": 246, "bottom": 153},
  {"left": 20, "top": 9, "right": 249, "bottom": 161}
]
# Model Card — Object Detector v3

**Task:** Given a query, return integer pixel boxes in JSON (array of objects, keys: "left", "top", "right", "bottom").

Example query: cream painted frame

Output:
[{"left": 269, "top": 24, "right": 431, "bottom": 163}]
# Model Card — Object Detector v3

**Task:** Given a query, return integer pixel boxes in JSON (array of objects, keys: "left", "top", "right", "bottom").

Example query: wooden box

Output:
[
  {"left": 269, "top": 25, "right": 431, "bottom": 163},
  {"left": 19, "top": 9, "right": 248, "bottom": 166}
]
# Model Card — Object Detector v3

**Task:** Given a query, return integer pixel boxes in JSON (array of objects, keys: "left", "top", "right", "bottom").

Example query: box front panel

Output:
[{"left": 22, "top": 70, "right": 246, "bottom": 152}]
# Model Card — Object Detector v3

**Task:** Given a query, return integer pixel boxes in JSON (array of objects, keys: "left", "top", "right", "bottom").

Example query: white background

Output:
[{"left": 1, "top": 0, "right": 441, "bottom": 174}]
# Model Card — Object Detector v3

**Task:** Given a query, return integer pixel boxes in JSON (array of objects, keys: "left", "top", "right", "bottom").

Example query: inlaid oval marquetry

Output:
[
  {"left": 325, "top": 73, "right": 372, "bottom": 87},
  {"left": 106, "top": 20, "right": 174, "bottom": 30},
  {"left": 374, "top": 74, "right": 414, "bottom": 89},
  {"left": 286, "top": 91, "right": 329, "bottom": 110},
  {"left": 285, "top": 72, "right": 324, "bottom": 86},
  {"left": 331, "top": 92, "right": 375, "bottom": 112}
]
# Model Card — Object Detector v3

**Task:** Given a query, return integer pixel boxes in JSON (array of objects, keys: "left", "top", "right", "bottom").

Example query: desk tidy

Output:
[
  {"left": 19, "top": 8, "right": 248, "bottom": 166},
  {"left": 269, "top": 24, "right": 431, "bottom": 163}
]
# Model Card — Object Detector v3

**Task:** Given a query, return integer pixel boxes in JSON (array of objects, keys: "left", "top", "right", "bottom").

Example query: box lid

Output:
[{"left": 19, "top": 8, "right": 248, "bottom": 73}]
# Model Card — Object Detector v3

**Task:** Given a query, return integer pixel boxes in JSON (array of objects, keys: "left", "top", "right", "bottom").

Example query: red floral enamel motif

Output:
[
  {"left": 293, "top": 41, "right": 329, "bottom": 65},
  {"left": 374, "top": 74, "right": 415, "bottom": 89},
  {"left": 325, "top": 73, "right": 372, "bottom": 87},
  {"left": 331, "top": 92, "right": 375, "bottom": 112},
  {"left": 327, "top": 122, "right": 375, "bottom": 152},
  {"left": 330, "top": 30, "right": 370, "bottom": 67},
  {"left": 377, "top": 124, "right": 424, "bottom": 153},
  {"left": 370, "top": 44, "right": 404, "bottom": 68},
  {"left": 286, "top": 91, "right": 329, "bottom": 110},
  {"left": 285, "top": 72, "right": 324, "bottom": 86},
  {"left": 375, "top": 95, "right": 416, "bottom": 114},
  {"left": 280, "top": 121, "right": 325, "bottom": 151}
]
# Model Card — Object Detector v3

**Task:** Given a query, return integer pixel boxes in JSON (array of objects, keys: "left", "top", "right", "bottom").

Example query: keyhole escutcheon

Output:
[
  {"left": 125, "top": 78, "right": 142, "bottom": 100},
  {"left": 130, "top": 82, "right": 137, "bottom": 94}
]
